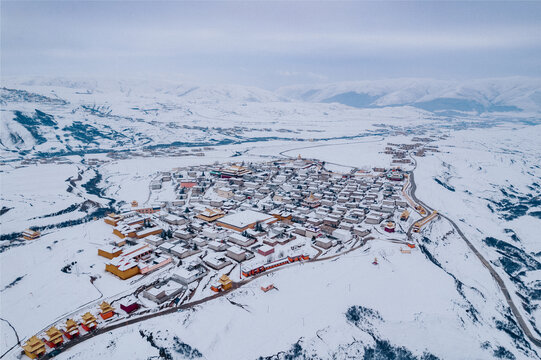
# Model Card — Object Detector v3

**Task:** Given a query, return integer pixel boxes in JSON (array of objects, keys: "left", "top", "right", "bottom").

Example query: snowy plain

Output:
[{"left": 1, "top": 78, "right": 541, "bottom": 359}]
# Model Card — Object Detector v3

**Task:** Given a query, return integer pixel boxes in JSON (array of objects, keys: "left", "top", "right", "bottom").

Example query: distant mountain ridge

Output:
[
  {"left": 1, "top": 76, "right": 539, "bottom": 160},
  {"left": 278, "top": 77, "right": 541, "bottom": 113}
]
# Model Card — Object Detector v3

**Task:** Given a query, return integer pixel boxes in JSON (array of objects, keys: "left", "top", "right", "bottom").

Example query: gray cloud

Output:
[{"left": 2, "top": 1, "right": 540, "bottom": 88}]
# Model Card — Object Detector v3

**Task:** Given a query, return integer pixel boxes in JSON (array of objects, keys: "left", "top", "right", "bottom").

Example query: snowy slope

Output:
[
  {"left": 50, "top": 237, "right": 538, "bottom": 360},
  {"left": 0, "top": 77, "right": 391, "bottom": 159},
  {"left": 2, "top": 76, "right": 539, "bottom": 161},
  {"left": 2, "top": 77, "right": 541, "bottom": 360},
  {"left": 278, "top": 77, "right": 541, "bottom": 113}
]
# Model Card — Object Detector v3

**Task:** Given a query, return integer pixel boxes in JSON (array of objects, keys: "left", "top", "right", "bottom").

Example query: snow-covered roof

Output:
[
  {"left": 136, "top": 227, "right": 162, "bottom": 237},
  {"left": 164, "top": 214, "right": 182, "bottom": 222},
  {"left": 198, "top": 208, "right": 224, "bottom": 217},
  {"left": 227, "top": 246, "right": 245, "bottom": 255},
  {"left": 218, "top": 210, "right": 273, "bottom": 229},
  {"left": 172, "top": 267, "right": 199, "bottom": 280},
  {"left": 171, "top": 244, "right": 188, "bottom": 253},
  {"left": 316, "top": 237, "right": 332, "bottom": 244},
  {"left": 229, "top": 233, "right": 248, "bottom": 242},
  {"left": 99, "top": 245, "right": 121, "bottom": 253},
  {"left": 159, "top": 243, "right": 176, "bottom": 250},
  {"left": 121, "top": 244, "right": 150, "bottom": 257},
  {"left": 204, "top": 255, "right": 228, "bottom": 267},
  {"left": 259, "top": 244, "right": 274, "bottom": 253},
  {"left": 208, "top": 240, "right": 227, "bottom": 249}
]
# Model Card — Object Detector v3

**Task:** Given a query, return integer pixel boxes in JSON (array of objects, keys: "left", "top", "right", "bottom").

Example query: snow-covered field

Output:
[
  {"left": 51, "top": 235, "right": 533, "bottom": 360},
  {"left": 1, "top": 78, "right": 541, "bottom": 359},
  {"left": 0, "top": 163, "right": 81, "bottom": 233},
  {"left": 414, "top": 124, "right": 541, "bottom": 340}
]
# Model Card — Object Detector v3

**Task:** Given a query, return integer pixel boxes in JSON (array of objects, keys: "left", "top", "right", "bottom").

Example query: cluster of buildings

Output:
[
  {"left": 15, "top": 156, "right": 419, "bottom": 358},
  {"left": 21, "top": 301, "right": 117, "bottom": 359},
  {"left": 95, "top": 158, "right": 412, "bottom": 293},
  {"left": 20, "top": 152, "right": 423, "bottom": 359},
  {"left": 385, "top": 140, "right": 440, "bottom": 160},
  {"left": 106, "top": 146, "right": 212, "bottom": 161}
]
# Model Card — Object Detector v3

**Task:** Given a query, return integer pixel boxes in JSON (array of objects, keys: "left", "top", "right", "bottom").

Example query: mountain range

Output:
[{"left": 1, "top": 76, "right": 540, "bottom": 160}]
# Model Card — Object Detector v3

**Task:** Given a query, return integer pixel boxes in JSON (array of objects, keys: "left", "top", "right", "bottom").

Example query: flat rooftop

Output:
[{"left": 217, "top": 210, "right": 274, "bottom": 229}]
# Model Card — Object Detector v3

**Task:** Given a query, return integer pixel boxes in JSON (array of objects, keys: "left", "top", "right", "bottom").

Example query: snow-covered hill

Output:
[
  {"left": 0, "top": 77, "right": 410, "bottom": 160},
  {"left": 1, "top": 77, "right": 541, "bottom": 359},
  {"left": 1, "top": 76, "right": 539, "bottom": 161},
  {"left": 278, "top": 77, "right": 541, "bottom": 113}
]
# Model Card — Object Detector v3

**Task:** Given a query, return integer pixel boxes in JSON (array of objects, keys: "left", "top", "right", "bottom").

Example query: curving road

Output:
[
  {"left": 280, "top": 140, "right": 541, "bottom": 349},
  {"left": 278, "top": 137, "right": 384, "bottom": 170},
  {"left": 0, "top": 318, "right": 20, "bottom": 359},
  {"left": 407, "top": 157, "right": 541, "bottom": 348},
  {"left": 34, "top": 236, "right": 371, "bottom": 359},
  {"left": 440, "top": 212, "right": 541, "bottom": 348},
  {"left": 10, "top": 143, "right": 540, "bottom": 358}
]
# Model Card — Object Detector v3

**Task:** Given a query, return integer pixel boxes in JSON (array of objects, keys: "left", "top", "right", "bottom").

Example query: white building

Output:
[
  {"left": 332, "top": 228, "right": 352, "bottom": 242},
  {"left": 171, "top": 267, "right": 207, "bottom": 285}
]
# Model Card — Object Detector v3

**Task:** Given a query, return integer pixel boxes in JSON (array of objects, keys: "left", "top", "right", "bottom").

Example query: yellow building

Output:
[
  {"left": 64, "top": 318, "right": 79, "bottom": 338},
  {"left": 105, "top": 244, "right": 151, "bottom": 280},
  {"left": 81, "top": 312, "right": 98, "bottom": 331},
  {"left": 45, "top": 326, "right": 64, "bottom": 347},
  {"left": 218, "top": 274, "right": 233, "bottom": 291},
  {"left": 22, "top": 229, "right": 40, "bottom": 241},
  {"left": 98, "top": 246, "right": 123, "bottom": 259},
  {"left": 400, "top": 209, "right": 410, "bottom": 221},
  {"left": 104, "top": 213, "right": 123, "bottom": 226},
  {"left": 105, "top": 263, "right": 140, "bottom": 280},
  {"left": 271, "top": 212, "right": 293, "bottom": 222},
  {"left": 99, "top": 301, "right": 115, "bottom": 319},
  {"left": 113, "top": 227, "right": 136, "bottom": 239},
  {"left": 219, "top": 164, "right": 251, "bottom": 178},
  {"left": 196, "top": 208, "right": 225, "bottom": 222},
  {"left": 22, "top": 336, "right": 46, "bottom": 359}
]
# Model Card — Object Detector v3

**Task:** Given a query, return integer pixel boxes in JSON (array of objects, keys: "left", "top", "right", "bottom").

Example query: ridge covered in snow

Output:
[
  {"left": 1, "top": 76, "right": 539, "bottom": 161},
  {"left": 1, "top": 77, "right": 541, "bottom": 360},
  {"left": 278, "top": 77, "right": 541, "bottom": 113}
]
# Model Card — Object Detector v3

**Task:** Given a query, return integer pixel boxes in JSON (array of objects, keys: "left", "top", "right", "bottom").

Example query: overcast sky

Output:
[{"left": 2, "top": 1, "right": 540, "bottom": 88}]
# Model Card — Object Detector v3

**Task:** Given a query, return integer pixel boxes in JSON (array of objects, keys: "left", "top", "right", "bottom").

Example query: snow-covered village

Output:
[
  {"left": 8, "top": 148, "right": 441, "bottom": 358},
  {"left": 2, "top": 2, "right": 541, "bottom": 360}
]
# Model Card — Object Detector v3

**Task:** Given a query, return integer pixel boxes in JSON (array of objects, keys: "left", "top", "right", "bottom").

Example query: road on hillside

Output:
[
  {"left": 36, "top": 236, "right": 369, "bottom": 359},
  {"left": 282, "top": 141, "right": 541, "bottom": 348},
  {"left": 407, "top": 157, "right": 541, "bottom": 348},
  {"left": 278, "top": 137, "right": 384, "bottom": 170},
  {"left": 13, "top": 145, "right": 540, "bottom": 358}
]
